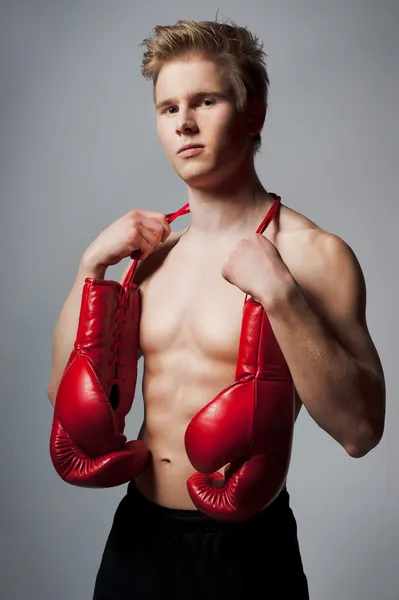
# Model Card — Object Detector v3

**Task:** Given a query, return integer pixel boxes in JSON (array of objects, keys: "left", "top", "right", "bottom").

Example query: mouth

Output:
[{"left": 177, "top": 145, "right": 205, "bottom": 157}]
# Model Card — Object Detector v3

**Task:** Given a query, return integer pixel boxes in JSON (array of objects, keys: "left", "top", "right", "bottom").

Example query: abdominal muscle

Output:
[
  {"left": 131, "top": 225, "right": 303, "bottom": 510},
  {"left": 135, "top": 349, "right": 242, "bottom": 509},
  {"left": 135, "top": 351, "right": 301, "bottom": 510}
]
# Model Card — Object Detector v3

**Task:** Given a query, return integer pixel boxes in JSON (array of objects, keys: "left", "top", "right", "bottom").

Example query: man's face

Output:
[{"left": 155, "top": 54, "right": 252, "bottom": 188}]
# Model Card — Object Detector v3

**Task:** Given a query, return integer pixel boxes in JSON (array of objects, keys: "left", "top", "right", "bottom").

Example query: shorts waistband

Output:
[{"left": 126, "top": 478, "right": 291, "bottom": 532}]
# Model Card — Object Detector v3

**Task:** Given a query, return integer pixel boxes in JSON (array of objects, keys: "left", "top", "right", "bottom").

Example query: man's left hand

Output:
[{"left": 221, "top": 234, "right": 295, "bottom": 308}]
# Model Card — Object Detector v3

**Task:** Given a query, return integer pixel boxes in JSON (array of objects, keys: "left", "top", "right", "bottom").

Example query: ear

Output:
[{"left": 247, "top": 100, "right": 266, "bottom": 136}]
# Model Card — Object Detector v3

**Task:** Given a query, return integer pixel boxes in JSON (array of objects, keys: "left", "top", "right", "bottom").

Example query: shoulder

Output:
[
  {"left": 277, "top": 203, "right": 367, "bottom": 322},
  {"left": 278, "top": 200, "right": 361, "bottom": 273}
]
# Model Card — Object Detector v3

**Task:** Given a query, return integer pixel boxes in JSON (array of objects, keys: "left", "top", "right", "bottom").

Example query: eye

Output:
[
  {"left": 163, "top": 106, "right": 178, "bottom": 115},
  {"left": 199, "top": 98, "right": 214, "bottom": 107},
  {"left": 161, "top": 98, "right": 215, "bottom": 115}
]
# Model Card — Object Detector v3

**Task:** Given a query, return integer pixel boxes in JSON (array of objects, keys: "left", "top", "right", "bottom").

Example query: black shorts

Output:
[{"left": 92, "top": 479, "right": 310, "bottom": 599}]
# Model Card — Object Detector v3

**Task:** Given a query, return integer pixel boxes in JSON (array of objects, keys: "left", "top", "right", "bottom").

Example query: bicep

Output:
[{"left": 306, "top": 233, "right": 384, "bottom": 380}]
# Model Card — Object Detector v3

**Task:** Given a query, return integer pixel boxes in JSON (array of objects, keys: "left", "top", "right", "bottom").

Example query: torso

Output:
[{"left": 132, "top": 195, "right": 324, "bottom": 509}]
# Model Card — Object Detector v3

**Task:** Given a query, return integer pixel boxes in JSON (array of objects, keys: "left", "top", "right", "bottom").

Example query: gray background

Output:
[{"left": 1, "top": 1, "right": 398, "bottom": 599}]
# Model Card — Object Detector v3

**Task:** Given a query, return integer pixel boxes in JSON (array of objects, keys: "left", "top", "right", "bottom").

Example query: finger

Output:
[
  {"left": 135, "top": 211, "right": 171, "bottom": 241},
  {"left": 135, "top": 232, "right": 159, "bottom": 261}
]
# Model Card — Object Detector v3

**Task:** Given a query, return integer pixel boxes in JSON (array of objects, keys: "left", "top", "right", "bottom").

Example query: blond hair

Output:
[{"left": 140, "top": 18, "right": 270, "bottom": 156}]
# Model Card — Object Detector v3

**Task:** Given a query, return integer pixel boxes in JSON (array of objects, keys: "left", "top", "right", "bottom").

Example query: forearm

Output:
[
  {"left": 47, "top": 255, "right": 107, "bottom": 406},
  {"left": 263, "top": 281, "right": 384, "bottom": 457}
]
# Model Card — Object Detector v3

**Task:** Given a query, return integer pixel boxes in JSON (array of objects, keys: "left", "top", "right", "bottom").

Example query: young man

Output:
[{"left": 48, "top": 18, "right": 386, "bottom": 600}]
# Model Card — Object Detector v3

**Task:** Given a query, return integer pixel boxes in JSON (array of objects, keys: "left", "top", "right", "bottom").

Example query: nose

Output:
[{"left": 175, "top": 106, "right": 199, "bottom": 136}]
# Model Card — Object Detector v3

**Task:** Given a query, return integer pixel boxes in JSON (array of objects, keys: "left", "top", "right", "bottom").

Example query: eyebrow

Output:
[{"left": 155, "top": 91, "right": 227, "bottom": 111}]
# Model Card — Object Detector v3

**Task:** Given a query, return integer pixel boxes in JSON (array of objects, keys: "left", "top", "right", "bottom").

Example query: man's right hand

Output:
[{"left": 82, "top": 208, "right": 172, "bottom": 270}]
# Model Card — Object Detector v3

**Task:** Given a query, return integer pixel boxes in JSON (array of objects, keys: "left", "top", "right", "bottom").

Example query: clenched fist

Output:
[{"left": 83, "top": 209, "right": 171, "bottom": 269}]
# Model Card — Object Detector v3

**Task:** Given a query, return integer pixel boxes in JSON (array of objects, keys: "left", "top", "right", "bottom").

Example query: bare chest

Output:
[
  {"left": 137, "top": 233, "right": 307, "bottom": 364},
  {"left": 138, "top": 248, "right": 246, "bottom": 363}
]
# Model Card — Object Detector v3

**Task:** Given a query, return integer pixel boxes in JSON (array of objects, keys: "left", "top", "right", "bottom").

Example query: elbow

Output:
[
  {"left": 346, "top": 443, "right": 375, "bottom": 459},
  {"left": 346, "top": 387, "right": 386, "bottom": 458},
  {"left": 345, "top": 421, "right": 385, "bottom": 459}
]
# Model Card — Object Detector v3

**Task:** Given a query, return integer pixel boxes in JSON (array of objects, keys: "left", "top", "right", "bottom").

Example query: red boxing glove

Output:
[
  {"left": 185, "top": 195, "right": 295, "bottom": 522},
  {"left": 49, "top": 203, "right": 190, "bottom": 488}
]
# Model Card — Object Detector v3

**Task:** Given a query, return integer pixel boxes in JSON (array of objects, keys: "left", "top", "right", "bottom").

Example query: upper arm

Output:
[{"left": 303, "top": 232, "right": 385, "bottom": 384}]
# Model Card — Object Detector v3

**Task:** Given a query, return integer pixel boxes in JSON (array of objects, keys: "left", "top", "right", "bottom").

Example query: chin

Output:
[
  {"left": 180, "top": 170, "right": 225, "bottom": 190},
  {"left": 174, "top": 156, "right": 237, "bottom": 189},
  {"left": 173, "top": 162, "right": 215, "bottom": 187}
]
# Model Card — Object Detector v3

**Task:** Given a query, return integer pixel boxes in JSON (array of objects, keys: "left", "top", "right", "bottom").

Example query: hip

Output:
[{"left": 93, "top": 479, "right": 309, "bottom": 599}]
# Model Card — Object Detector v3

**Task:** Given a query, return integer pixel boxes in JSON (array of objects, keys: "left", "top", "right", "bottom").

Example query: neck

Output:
[{"left": 184, "top": 158, "right": 273, "bottom": 239}]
